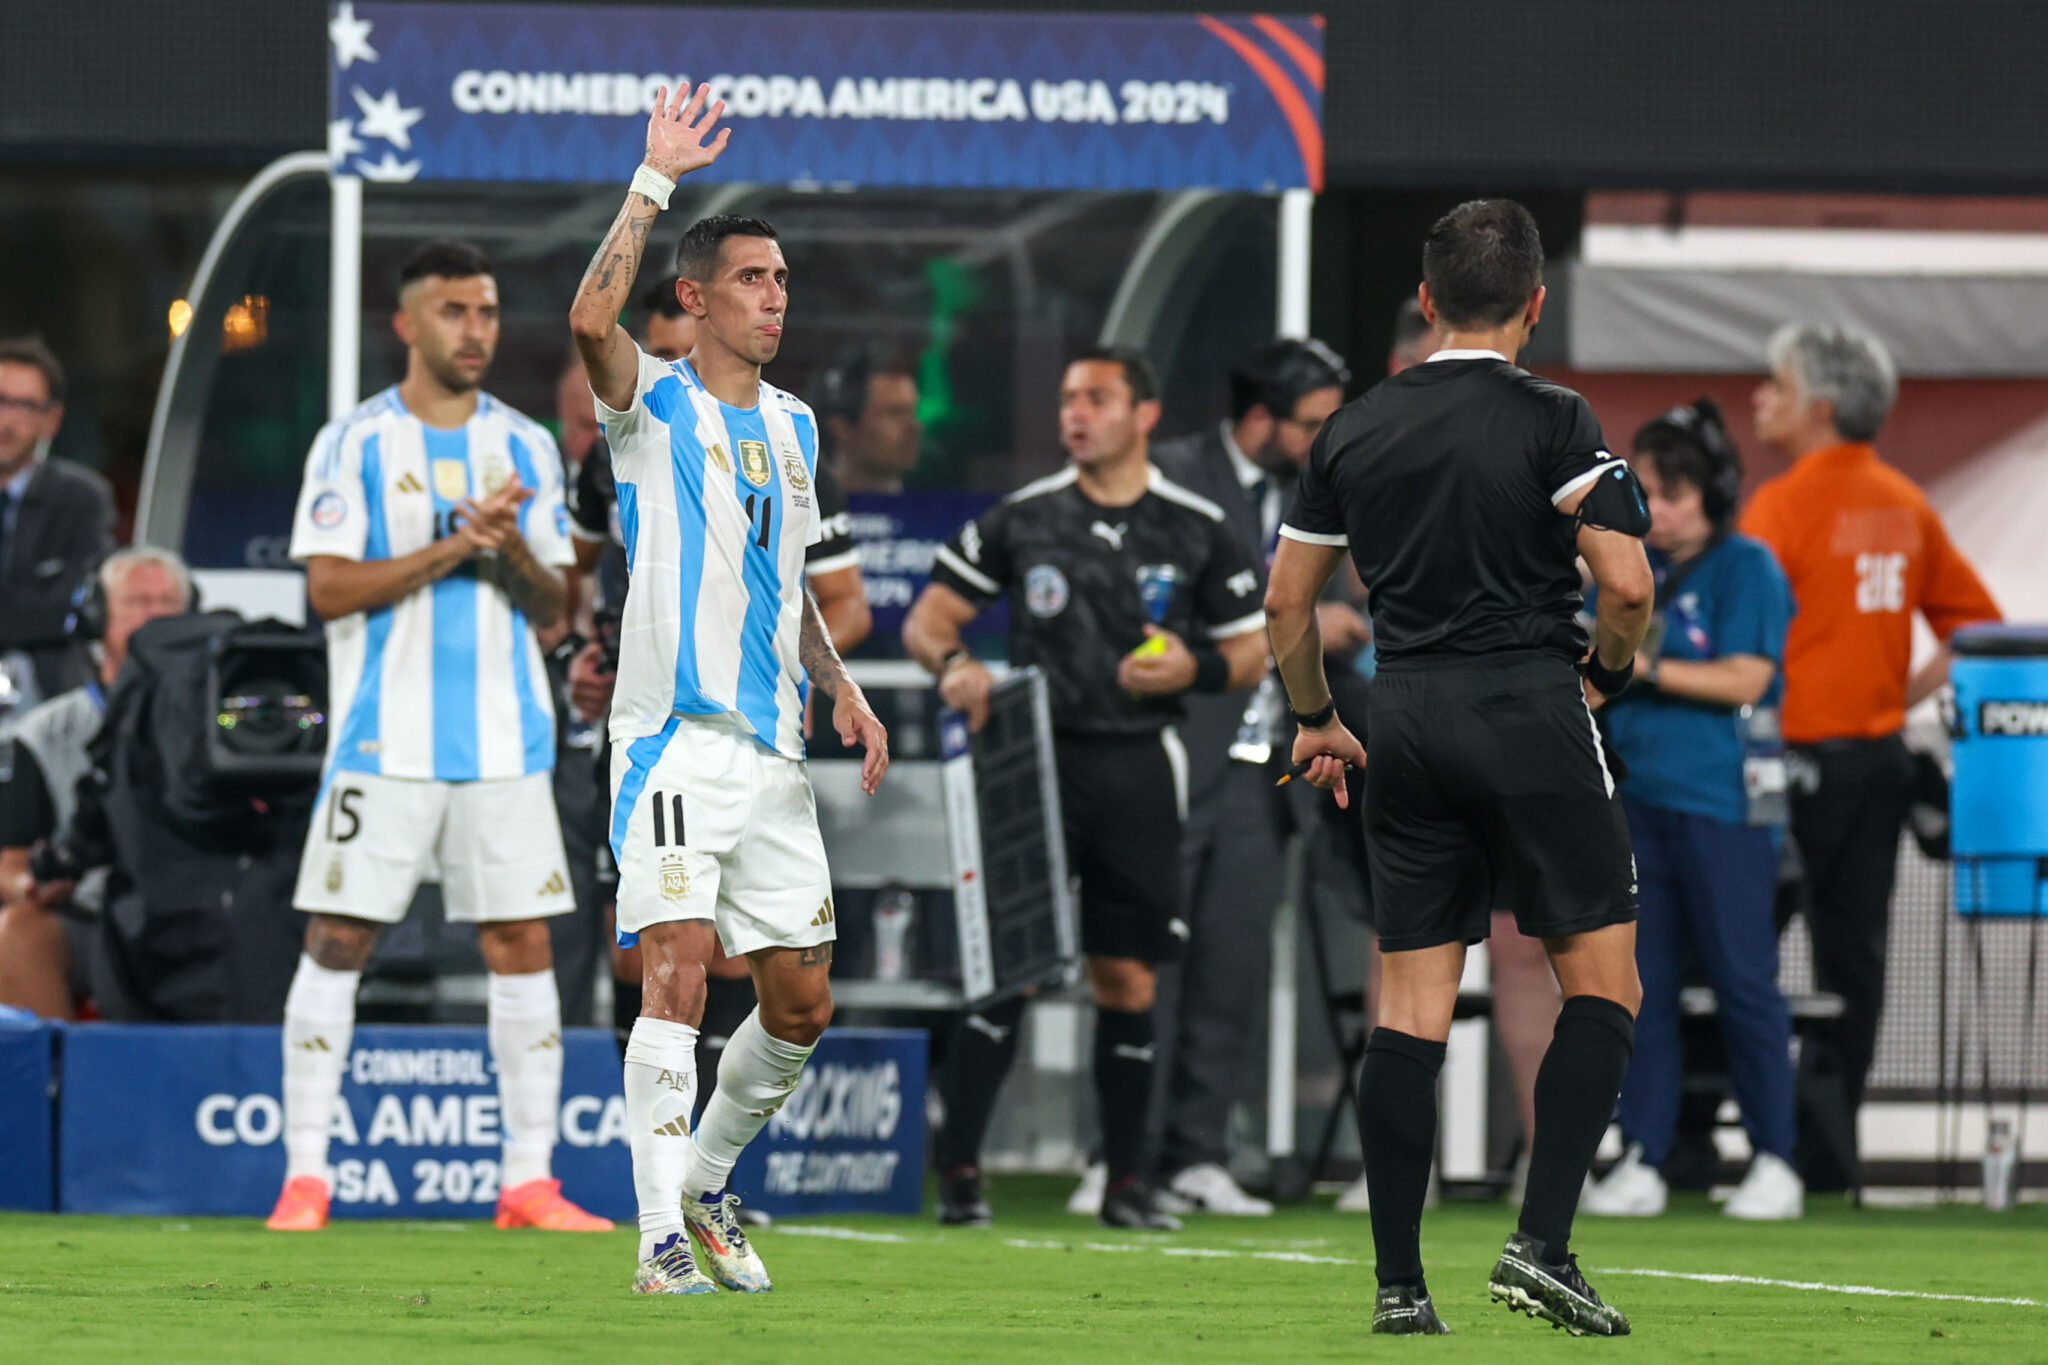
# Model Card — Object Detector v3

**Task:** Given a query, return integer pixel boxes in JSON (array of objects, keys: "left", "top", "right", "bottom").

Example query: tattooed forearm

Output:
[
  {"left": 570, "top": 196, "right": 659, "bottom": 346},
  {"left": 800, "top": 588, "right": 853, "bottom": 698},
  {"left": 493, "top": 546, "right": 567, "bottom": 628}
]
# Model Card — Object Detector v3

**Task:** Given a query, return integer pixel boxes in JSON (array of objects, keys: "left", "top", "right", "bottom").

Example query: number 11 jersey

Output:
[{"left": 596, "top": 346, "right": 824, "bottom": 760}]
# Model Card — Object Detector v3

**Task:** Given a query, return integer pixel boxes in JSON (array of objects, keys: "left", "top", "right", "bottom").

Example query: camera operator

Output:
[
  {"left": 1579, "top": 399, "right": 1802, "bottom": 1222},
  {"left": 0, "top": 547, "right": 194, "bottom": 1018}
]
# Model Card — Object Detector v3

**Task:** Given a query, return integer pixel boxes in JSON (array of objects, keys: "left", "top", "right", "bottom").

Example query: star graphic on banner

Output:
[
  {"left": 327, "top": 118, "right": 365, "bottom": 166},
  {"left": 355, "top": 151, "right": 422, "bottom": 183},
  {"left": 352, "top": 86, "right": 423, "bottom": 151},
  {"left": 329, "top": 2, "right": 379, "bottom": 69}
]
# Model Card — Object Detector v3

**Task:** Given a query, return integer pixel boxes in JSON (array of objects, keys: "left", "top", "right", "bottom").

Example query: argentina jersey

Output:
[
  {"left": 595, "top": 345, "right": 823, "bottom": 760},
  {"left": 288, "top": 387, "right": 575, "bottom": 782}
]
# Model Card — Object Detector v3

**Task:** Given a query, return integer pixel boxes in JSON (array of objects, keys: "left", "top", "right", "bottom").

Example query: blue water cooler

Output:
[{"left": 1950, "top": 624, "right": 2048, "bottom": 916}]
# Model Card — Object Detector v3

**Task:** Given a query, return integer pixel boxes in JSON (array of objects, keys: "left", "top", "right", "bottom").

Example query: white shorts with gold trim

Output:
[{"left": 609, "top": 712, "right": 835, "bottom": 955}]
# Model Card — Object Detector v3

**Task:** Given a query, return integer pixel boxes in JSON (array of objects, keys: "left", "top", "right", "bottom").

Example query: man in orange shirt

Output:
[{"left": 1742, "top": 322, "right": 1999, "bottom": 1195}]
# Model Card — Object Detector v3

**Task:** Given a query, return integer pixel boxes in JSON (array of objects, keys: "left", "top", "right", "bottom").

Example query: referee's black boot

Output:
[
  {"left": 1371, "top": 1283, "right": 1450, "bottom": 1334},
  {"left": 1098, "top": 1177, "right": 1182, "bottom": 1232},
  {"left": 936, "top": 1166, "right": 993, "bottom": 1227},
  {"left": 1488, "top": 1233, "right": 1630, "bottom": 1337}
]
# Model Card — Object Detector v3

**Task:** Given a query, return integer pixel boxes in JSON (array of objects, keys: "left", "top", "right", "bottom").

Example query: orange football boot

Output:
[
  {"left": 265, "top": 1175, "right": 330, "bottom": 1231},
  {"left": 495, "top": 1177, "right": 615, "bottom": 1231}
]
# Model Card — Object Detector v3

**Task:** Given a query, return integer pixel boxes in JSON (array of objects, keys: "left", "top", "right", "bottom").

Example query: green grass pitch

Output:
[{"left": 3, "top": 1179, "right": 2043, "bottom": 1362}]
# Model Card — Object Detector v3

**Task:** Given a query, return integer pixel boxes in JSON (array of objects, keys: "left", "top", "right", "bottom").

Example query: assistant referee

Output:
[
  {"left": 1269, "top": 201, "right": 1654, "bottom": 1336},
  {"left": 905, "top": 346, "right": 1268, "bottom": 1231}
]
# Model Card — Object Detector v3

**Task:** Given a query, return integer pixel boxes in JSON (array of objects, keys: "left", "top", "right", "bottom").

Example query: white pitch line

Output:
[
  {"left": 1602, "top": 1267, "right": 2044, "bottom": 1308},
  {"left": 776, "top": 1225, "right": 911, "bottom": 1244}
]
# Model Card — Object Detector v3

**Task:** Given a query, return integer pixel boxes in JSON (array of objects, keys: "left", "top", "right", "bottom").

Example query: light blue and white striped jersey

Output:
[
  {"left": 596, "top": 346, "right": 824, "bottom": 760},
  {"left": 288, "top": 387, "right": 575, "bottom": 783}
]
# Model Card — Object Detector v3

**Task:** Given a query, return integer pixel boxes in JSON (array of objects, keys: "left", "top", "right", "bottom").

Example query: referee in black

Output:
[
  {"left": 1269, "top": 201, "right": 1653, "bottom": 1336},
  {"left": 904, "top": 346, "right": 1269, "bottom": 1230}
]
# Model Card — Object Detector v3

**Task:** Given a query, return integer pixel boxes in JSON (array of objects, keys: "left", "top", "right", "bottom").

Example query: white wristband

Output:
[{"left": 629, "top": 164, "right": 676, "bottom": 209}]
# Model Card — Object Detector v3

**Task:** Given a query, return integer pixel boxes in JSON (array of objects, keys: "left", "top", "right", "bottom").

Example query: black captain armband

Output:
[
  {"left": 1189, "top": 645, "right": 1230, "bottom": 693},
  {"left": 1575, "top": 462, "right": 1652, "bottom": 538}
]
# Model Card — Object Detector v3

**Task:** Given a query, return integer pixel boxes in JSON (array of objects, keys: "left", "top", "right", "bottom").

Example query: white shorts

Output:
[
  {"left": 610, "top": 713, "right": 834, "bottom": 956},
  {"left": 293, "top": 771, "right": 575, "bottom": 924}
]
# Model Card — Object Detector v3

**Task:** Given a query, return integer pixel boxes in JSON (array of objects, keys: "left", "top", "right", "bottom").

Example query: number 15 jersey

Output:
[{"left": 596, "top": 346, "right": 824, "bottom": 760}]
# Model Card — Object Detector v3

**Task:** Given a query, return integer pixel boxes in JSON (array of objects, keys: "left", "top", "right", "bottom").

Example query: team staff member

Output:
[
  {"left": 1741, "top": 323, "right": 1999, "bottom": 1194},
  {"left": 904, "top": 346, "right": 1268, "bottom": 1231},
  {"left": 1580, "top": 400, "right": 1802, "bottom": 1222},
  {"left": 1273, "top": 200, "right": 1652, "bottom": 1336},
  {"left": 1146, "top": 337, "right": 1349, "bottom": 1217},
  {"left": 0, "top": 547, "right": 192, "bottom": 1018}
]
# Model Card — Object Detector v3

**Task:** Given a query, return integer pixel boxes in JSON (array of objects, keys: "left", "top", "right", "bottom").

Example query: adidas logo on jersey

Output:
[
  {"left": 537, "top": 870, "right": 567, "bottom": 897},
  {"left": 393, "top": 470, "right": 425, "bottom": 495}
]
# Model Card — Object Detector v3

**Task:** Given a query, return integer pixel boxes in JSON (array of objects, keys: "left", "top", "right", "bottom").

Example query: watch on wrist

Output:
[{"left": 938, "top": 646, "right": 972, "bottom": 677}]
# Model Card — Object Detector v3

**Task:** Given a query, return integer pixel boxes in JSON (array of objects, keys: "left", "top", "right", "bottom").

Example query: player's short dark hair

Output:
[
  {"left": 1422, "top": 199, "right": 1545, "bottom": 329},
  {"left": 1228, "top": 337, "right": 1349, "bottom": 422},
  {"left": 816, "top": 346, "right": 918, "bottom": 426},
  {"left": 397, "top": 239, "right": 494, "bottom": 292},
  {"left": 0, "top": 335, "right": 65, "bottom": 403},
  {"left": 674, "top": 215, "right": 781, "bottom": 282},
  {"left": 638, "top": 277, "right": 686, "bottom": 320},
  {"left": 1067, "top": 345, "right": 1158, "bottom": 405}
]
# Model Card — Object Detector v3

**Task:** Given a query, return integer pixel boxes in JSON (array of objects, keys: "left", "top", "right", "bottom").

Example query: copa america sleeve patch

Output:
[{"left": 311, "top": 490, "right": 349, "bottom": 530}]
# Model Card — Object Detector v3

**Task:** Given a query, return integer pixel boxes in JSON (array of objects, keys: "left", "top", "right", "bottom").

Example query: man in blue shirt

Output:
[{"left": 1582, "top": 399, "right": 1803, "bottom": 1221}]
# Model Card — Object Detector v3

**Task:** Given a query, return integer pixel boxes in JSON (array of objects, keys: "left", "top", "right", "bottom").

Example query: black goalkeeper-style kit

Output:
[
  {"left": 930, "top": 463, "right": 1265, "bottom": 962},
  {"left": 1282, "top": 350, "right": 1640, "bottom": 951}
]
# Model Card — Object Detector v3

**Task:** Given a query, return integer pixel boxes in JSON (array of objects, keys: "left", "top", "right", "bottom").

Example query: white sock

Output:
[
  {"left": 624, "top": 1016, "right": 699, "bottom": 1261},
  {"left": 281, "top": 954, "right": 360, "bottom": 1184},
  {"left": 488, "top": 969, "right": 563, "bottom": 1190},
  {"left": 685, "top": 1008, "right": 813, "bottom": 1200}
]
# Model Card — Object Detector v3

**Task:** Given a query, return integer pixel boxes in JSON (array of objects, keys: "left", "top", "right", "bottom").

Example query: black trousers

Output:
[
  {"left": 1157, "top": 761, "right": 1287, "bottom": 1175},
  {"left": 1784, "top": 732, "right": 1913, "bottom": 1192}
]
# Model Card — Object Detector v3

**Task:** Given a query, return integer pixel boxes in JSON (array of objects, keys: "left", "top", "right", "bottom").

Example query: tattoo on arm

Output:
[
  {"left": 492, "top": 547, "right": 567, "bottom": 626},
  {"left": 571, "top": 197, "right": 660, "bottom": 368},
  {"left": 799, "top": 588, "right": 853, "bottom": 698}
]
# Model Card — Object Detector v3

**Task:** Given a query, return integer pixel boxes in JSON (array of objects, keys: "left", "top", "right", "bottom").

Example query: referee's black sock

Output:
[
  {"left": 935, "top": 995, "right": 1027, "bottom": 1173},
  {"left": 1519, "top": 994, "right": 1637, "bottom": 1264},
  {"left": 1094, "top": 1007, "right": 1156, "bottom": 1185},
  {"left": 1359, "top": 1028, "right": 1446, "bottom": 1289}
]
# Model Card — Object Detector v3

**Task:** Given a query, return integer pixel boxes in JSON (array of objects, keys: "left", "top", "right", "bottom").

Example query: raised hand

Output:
[{"left": 644, "top": 83, "right": 731, "bottom": 181}]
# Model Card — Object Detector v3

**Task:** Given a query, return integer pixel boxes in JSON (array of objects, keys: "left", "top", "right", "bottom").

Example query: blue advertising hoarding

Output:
[
  {"left": 59, "top": 1024, "right": 924, "bottom": 1219},
  {"left": 328, "top": 3, "right": 1324, "bottom": 190},
  {"left": 0, "top": 1017, "right": 57, "bottom": 1211}
]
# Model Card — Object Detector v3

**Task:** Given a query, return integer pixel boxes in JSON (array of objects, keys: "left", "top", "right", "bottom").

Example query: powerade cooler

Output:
[{"left": 1950, "top": 624, "right": 2048, "bottom": 915}]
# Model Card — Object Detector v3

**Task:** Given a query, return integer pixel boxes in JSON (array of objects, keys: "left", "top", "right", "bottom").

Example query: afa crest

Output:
[
  {"left": 432, "top": 458, "right": 470, "bottom": 502},
  {"left": 660, "top": 855, "right": 691, "bottom": 903},
  {"left": 782, "top": 452, "right": 811, "bottom": 492},
  {"left": 737, "top": 439, "right": 772, "bottom": 488}
]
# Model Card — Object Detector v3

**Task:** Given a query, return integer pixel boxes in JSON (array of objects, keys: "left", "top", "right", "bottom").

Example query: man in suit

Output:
[
  {"left": 1147, "top": 337, "right": 1354, "bottom": 1214},
  {"left": 0, "top": 337, "right": 115, "bottom": 711}
]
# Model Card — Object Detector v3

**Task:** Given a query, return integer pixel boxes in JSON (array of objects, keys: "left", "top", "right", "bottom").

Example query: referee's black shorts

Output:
[
  {"left": 1054, "top": 730, "right": 1188, "bottom": 964},
  {"left": 1364, "top": 651, "right": 1637, "bottom": 953}
]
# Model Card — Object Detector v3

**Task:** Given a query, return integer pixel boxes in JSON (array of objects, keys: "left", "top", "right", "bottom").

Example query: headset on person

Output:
[
  {"left": 1644, "top": 397, "right": 1744, "bottom": 523},
  {"left": 66, "top": 550, "right": 202, "bottom": 642}
]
